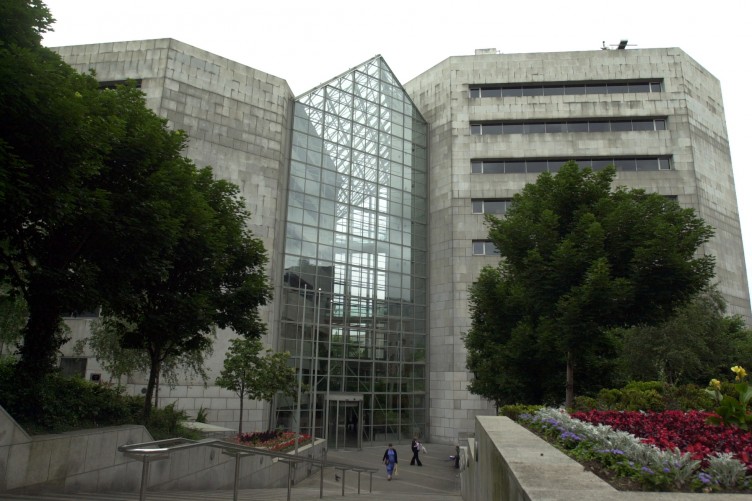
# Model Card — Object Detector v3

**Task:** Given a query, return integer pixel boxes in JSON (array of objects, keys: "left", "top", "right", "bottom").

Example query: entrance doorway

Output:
[{"left": 325, "top": 393, "right": 363, "bottom": 450}]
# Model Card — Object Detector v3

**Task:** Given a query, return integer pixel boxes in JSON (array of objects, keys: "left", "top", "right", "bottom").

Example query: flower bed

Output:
[
  {"left": 571, "top": 409, "right": 752, "bottom": 469},
  {"left": 520, "top": 408, "right": 751, "bottom": 491},
  {"left": 232, "top": 430, "right": 313, "bottom": 452}
]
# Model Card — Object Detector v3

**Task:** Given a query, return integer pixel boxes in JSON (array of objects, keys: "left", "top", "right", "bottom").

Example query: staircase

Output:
[{"left": 0, "top": 444, "right": 463, "bottom": 501}]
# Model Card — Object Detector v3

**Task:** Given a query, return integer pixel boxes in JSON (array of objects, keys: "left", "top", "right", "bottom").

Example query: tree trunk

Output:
[
  {"left": 238, "top": 384, "right": 244, "bottom": 435},
  {"left": 17, "top": 283, "right": 67, "bottom": 379},
  {"left": 566, "top": 351, "right": 574, "bottom": 408},
  {"left": 143, "top": 354, "right": 161, "bottom": 422}
]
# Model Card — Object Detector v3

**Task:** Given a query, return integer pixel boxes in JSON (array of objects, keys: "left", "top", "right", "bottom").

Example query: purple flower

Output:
[
  {"left": 698, "top": 472, "right": 712, "bottom": 485},
  {"left": 641, "top": 466, "right": 654, "bottom": 475}
]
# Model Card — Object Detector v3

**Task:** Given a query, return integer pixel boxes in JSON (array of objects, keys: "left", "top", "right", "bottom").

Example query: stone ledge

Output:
[{"left": 460, "top": 415, "right": 746, "bottom": 501}]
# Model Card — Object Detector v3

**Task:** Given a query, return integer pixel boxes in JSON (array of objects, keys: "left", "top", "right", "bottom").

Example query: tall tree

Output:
[
  {"left": 216, "top": 336, "right": 296, "bottom": 434},
  {"left": 2, "top": 0, "right": 206, "bottom": 379},
  {"left": 465, "top": 162, "right": 715, "bottom": 407},
  {"left": 101, "top": 167, "right": 272, "bottom": 420}
]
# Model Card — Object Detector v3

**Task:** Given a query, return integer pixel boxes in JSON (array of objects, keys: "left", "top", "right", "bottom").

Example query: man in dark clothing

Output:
[{"left": 410, "top": 438, "right": 423, "bottom": 466}]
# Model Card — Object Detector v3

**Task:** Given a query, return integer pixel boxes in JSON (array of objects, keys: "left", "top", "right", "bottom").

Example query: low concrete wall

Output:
[
  {"left": 461, "top": 415, "right": 747, "bottom": 501},
  {"left": 1, "top": 404, "right": 324, "bottom": 494}
]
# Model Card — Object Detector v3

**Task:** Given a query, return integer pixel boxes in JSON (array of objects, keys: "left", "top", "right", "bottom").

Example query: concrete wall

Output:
[
  {"left": 1, "top": 404, "right": 324, "bottom": 494},
  {"left": 462, "top": 415, "right": 745, "bottom": 501},
  {"left": 405, "top": 47, "right": 751, "bottom": 444}
]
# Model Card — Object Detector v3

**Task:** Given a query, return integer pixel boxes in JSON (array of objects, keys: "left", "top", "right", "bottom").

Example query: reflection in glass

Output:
[{"left": 276, "top": 57, "right": 428, "bottom": 446}]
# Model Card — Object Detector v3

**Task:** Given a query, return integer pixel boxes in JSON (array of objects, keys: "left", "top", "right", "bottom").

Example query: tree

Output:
[
  {"left": 216, "top": 336, "right": 297, "bottom": 434},
  {"left": 74, "top": 316, "right": 213, "bottom": 395},
  {"left": 465, "top": 162, "right": 715, "bottom": 407},
  {"left": 2, "top": 0, "right": 214, "bottom": 380},
  {"left": 98, "top": 166, "right": 272, "bottom": 421},
  {"left": 614, "top": 289, "right": 752, "bottom": 386},
  {"left": 0, "top": 285, "right": 27, "bottom": 355}
]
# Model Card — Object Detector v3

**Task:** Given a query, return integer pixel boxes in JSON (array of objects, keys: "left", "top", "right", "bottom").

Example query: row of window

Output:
[
  {"left": 470, "top": 119, "right": 666, "bottom": 135},
  {"left": 471, "top": 157, "right": 671, "bottom": 174},
  {"left": 469, "top": 81, "right": 663, "bottom": 98}
]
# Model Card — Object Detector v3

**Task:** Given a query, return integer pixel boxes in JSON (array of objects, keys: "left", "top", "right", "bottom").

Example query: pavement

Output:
[{"left": 295, "top": 442, "right": 462, "bottom": 498}]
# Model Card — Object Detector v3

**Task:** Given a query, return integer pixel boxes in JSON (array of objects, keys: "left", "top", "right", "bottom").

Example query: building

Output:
[{"left": 53, "top": 40, "right": 749, "bottom": 446}]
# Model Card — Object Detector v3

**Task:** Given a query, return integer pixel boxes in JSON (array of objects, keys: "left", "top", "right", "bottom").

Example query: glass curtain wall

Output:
[{"left": 275, "top": 57, "right": 428, "bottom": 447}]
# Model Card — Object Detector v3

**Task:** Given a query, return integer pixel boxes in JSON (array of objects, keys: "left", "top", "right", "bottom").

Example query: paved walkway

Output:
[
  {"left": 296, "top": 442, "right": 462, "bottom": 498},
  {"left": 0, "top": 442, "right": 462, "bottom": 501}
]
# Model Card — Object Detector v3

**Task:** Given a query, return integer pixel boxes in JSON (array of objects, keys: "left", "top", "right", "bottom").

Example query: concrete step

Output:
[{"left": 0, "top": 487, "right": 462, "bottom": 501}]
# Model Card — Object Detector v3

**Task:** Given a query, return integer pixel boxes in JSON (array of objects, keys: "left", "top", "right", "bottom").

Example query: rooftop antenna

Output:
[{"left": 602, "top": 39, "right": 636, "bottom": 50}]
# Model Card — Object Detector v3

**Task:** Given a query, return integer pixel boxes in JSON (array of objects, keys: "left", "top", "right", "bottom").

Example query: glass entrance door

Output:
[{"left": 325, "top": 394, "right": 363, "bottom": 450}]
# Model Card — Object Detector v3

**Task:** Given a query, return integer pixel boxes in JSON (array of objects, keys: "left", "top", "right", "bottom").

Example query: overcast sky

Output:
[{"left": 41, "top": 0, "right": 752, "bottom": 299}]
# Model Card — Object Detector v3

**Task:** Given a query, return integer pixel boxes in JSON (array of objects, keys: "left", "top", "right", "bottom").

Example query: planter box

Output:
[{"left": 460, "top": 416, "right": 745, "bottom": 501}]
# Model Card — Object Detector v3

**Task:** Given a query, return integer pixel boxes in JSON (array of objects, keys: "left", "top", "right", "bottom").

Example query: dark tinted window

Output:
[
  {"left": 524, "top": 123, "right": 546, "bottom": 134},
  {"left": 654, "top": 119, "right": 666, "bottom": 130},
  {"left": 611, "top": 121, "right": 633, "bottom": 131},
  {"left": 503, "top": 87, "right": 523, "bottom": 97},
  {"left": 527, "top": 160, "right": 548, "bottom": 173},
  {"left": 543, "top": 86, "right": 565, "bottom": 96},
  {"left": 505, "top": 161, "right": 526, "bottom": 173},
  {"left": 636, "top": 158, "right": 658, "bottom": 171},
  {"left": 484, "top": 200, "right": 509, "bottom": 214},
  {"left": 483, "top": 124, "right": 503, "bottom": 135},
  {"left": 567, "top": 122, "right": 589, "bottom": 132},
  {"left": 471, "top": 161, "right": 483, "bottom": 173},
  {"left": 481, "top": 88, "right": 502, "bottom": 98},
  {"left": 483, "top": 161, "right": 504, "bottom": 174},
  {"left": 589, "top": 121, "right": 610, "bottom": 132},
  {"left": 470, "top": 124, "right": 481, "bottom": 135},
  {"left": 565, "top": 85, "right": 587, "bottom": 95},
  {"left": 608, "top": 83, "right": 630, "bottom": 94},
  {"left": 545, "top": 122, "right": 565, "bottom": 133},
  {"left": 629, "top": 82, "right": 650, "bottom": 93},
  {"left": 632, "top": 120, "right": 655, "bottom": 131},
  {"left": 614, "top": 158, "right": 637, "bottom": 171},
  {"left": 472, "top": 200, "right": 483, "bottom": 213},
  {"left": 523, "top": 86, "right": 544, "bottom": 96},
  {"left": 504, "top": 123, "right": 524, "bottom": 134}
]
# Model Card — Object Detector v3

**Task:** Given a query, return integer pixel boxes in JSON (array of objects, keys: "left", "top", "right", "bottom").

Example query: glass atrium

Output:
[{"left": 274, "top": 57, "right": 428, "bottom": 448}]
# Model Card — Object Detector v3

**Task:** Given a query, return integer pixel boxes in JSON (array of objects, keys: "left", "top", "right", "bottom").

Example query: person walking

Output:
[
  {"left": 410, "top": 437, "right": 423, "bottom": 466},
  {"left": 382, "top": 443, "right": 398, "bottom": 480}
]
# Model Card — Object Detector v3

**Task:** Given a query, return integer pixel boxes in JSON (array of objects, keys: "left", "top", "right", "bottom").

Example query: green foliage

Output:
[
  {"left": 0, "top": 285, "right": 27, "bottom": 354},
  {"left": 706, "top": 366, "right": 752, "bottom": 430},
  {"left": 0, "top": 0, "right": 54, "bottom": 47},
  {"left": 498, "top": 404, "right": 543, "bottom": 421},
  {"left": 74, "top": 316, "right": 213, "bottom": 391},
  {"left": 195, "top": 405, "right": 209, "bottom": 423},
  {"left": 216, "top": 336, "right": 296, "bottom": 433},
  {"left": 571, "top": 381, "right": 714, "bottom": 412},
  {"left": 614, "top": 290, "right": 752, "bottom": 386},
  {"left": 146, "top": 402, "right": 200, "bottom": 440},
  {"left": 0, "top": 359, "right": 141, "bottom": 432},
  {"left": 465, "top": 162, "right": 715, "bottom": 407}
]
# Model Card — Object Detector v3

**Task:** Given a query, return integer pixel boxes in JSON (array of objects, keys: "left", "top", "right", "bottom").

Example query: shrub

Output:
[
  {"left": 571, "top": 381, "right": 713, "bottom": 412},
  {"left": 499, "top": 404, "right": 543, "bottom": 421},
  {"left": 0, "top": 358, "right": 139, "bottom": 432},
  {"left": 147, "top": 402, "right": 201, "bottom": 440}
]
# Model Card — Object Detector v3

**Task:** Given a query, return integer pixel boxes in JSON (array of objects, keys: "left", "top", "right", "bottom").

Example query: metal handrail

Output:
[{"left": 119, "top": 437, "right": 377, "bottom": 501}]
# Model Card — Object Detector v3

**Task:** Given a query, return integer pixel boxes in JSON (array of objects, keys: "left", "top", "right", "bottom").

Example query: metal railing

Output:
[{"left": 119, "top": 437, "right": 377, "bottom": 501}]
